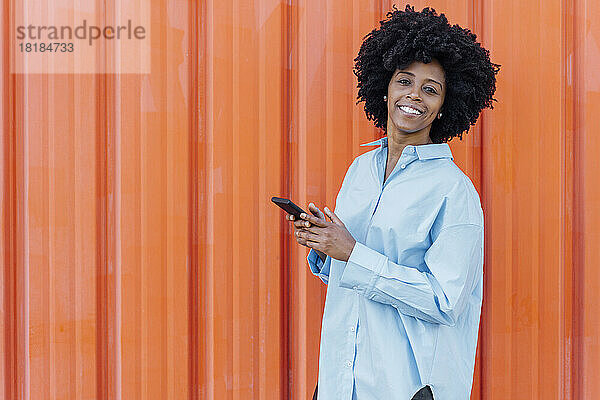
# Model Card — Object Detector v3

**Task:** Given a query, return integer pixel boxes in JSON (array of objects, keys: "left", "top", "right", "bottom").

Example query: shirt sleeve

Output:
[
  {"left": 338, "top": 223, "right": 483, "bottom": 326},
  {"left": 306, "top": 157, "right": 359, "bottom": 285},
  {"left": 307, "top": 249, "right": 330, "bottom": 284}
]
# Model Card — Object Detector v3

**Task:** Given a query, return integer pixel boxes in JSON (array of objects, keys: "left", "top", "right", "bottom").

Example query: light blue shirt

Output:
[{"left": 307, "top": 136, "right": 484, "bottom": 400}]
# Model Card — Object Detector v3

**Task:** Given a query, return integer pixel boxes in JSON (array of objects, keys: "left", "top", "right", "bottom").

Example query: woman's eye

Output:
[{"left": 397, "top": 80, "right": 437, "bottom": 94}]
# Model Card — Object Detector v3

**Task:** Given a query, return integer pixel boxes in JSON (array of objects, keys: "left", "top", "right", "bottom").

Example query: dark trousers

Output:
[
  {"left": 411, "top": 385, "right": 434, "bottom": 400},
  {"left": 311, "top": 383, "right": 433, "bottom": 399}
]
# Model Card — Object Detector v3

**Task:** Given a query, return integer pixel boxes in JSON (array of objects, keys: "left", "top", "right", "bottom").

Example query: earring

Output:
[
  {"left": 383, "top": 95, "right": 387, "bottom": 101},
  {"left": 437, "top": 112, "right": 442, "bottom": 119}
]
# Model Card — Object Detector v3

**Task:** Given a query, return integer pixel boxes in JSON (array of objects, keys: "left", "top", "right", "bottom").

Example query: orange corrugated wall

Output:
[{"left": 1, "top": 0, "right": 599, "bottom": 398}]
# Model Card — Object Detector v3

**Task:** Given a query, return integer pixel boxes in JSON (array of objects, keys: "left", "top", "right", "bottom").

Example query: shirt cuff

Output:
[
  {"left": 339, "top": 242, "right": 386, "bottom": 294},
  {"left": 307, "top": 249, "right": 329, "bottom": 284}
]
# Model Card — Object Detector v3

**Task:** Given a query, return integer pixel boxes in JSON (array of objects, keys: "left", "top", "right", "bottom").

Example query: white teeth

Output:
[{"left": 398, "top": 105, "right": 422, "bottom": 115}]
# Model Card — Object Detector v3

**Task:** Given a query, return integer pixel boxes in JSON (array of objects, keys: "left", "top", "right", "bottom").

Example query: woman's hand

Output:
[
  {"left": 287, "top": 203, "right": 328, "bottom": 262},
  {"left": 289, "top": 203, "right": 356, "bottom": 262}
]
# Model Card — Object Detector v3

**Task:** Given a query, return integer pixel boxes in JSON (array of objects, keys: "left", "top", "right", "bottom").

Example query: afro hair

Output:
[{"left": 353, "top": 4, "right": 501, "bottom": 143}]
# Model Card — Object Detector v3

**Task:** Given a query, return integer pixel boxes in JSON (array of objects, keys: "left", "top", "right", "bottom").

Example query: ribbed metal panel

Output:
[{"left": 2, "top": 0, "right": 599, "bottom": 399}]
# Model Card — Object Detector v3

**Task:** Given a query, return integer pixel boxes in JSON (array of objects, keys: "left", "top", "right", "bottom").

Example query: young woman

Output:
[{"left": 288, "top": 5, "right": 500, "bottom": 399}]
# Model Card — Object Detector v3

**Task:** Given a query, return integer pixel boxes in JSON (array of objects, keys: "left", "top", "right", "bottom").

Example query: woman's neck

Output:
[{"left": 386, "top": 130, "right": 433, "bottom": 160}]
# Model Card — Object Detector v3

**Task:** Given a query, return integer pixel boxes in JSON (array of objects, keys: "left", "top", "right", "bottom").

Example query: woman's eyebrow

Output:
[{"left": 396, "top": 71, "right": 443, "bottom": 88}]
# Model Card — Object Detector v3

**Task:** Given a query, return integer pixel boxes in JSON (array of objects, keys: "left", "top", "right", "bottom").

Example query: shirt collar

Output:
[{"left": 359, "top": 136, "right": 454, "bottom": 161}]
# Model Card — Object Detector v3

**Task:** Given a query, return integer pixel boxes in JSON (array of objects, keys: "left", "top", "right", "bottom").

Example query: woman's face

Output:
[{"left": 386, "top": 59, "right": 446, "bottom": 139}]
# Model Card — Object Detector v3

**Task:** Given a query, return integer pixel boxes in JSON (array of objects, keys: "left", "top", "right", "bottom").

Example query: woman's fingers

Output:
[
  {"left": 324, "top": 206, "right": 344, "bottom": 226},
  {"left": 287, "top": 213, "right": 321, "bottom": 234},
  {"left": 287, "top": 205, "right": 327, "bottom": 229},
  {"left": 296, "top": 230, "right": 320, "bottom": 242},
  {"left": 293, "top": 219, "right": 311, "bottom": 229},
  {"left": 286, "top": 213, "right": 323, "bottom": 250},
  {"left": 296, "top": 225, "right": 320, "bottom": 235},
  {"left": 300, "top": 212, "right": 328, "bottom": 228},
  {"left": 308, "top": 203, "right": 326, "bottom": 219},
  {"left": 286, "top": 214, "right": 309, "bottom": 228},
  {"left": 295, "top": 231, "right": 322, "bottom": 248},
  {"left": 288, "top": 213, "right": 315, "bottom": 228}
]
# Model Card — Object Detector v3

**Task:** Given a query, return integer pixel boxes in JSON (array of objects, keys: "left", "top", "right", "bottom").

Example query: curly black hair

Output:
[{"left": 353, "top": 4, "right": 500, "bottom": 143}]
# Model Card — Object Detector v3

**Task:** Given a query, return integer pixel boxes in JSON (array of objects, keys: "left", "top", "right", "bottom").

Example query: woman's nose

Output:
[{"left": 406, "top": 92, "right": 421, "bottom": 101}]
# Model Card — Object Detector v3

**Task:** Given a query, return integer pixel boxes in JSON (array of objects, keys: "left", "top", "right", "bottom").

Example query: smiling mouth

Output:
[{"left": 396, "top": 105, "right": 424, "bottom": 116}]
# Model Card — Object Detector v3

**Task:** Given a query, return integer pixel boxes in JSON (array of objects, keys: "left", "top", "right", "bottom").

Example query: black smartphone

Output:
[{"left": 271, "top": 197, "right": 307, "bottom": 219}]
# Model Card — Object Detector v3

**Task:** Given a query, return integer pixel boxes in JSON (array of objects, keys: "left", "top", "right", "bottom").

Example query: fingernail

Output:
[
  {"left": 300, "top": 213, "right": 306, "bottom": 219},
  {"left": 324, "top": 207, "right": 330, "bottom": 212},
  {"left": 305, "top": 221, "right": 310, "bottom": 227}
]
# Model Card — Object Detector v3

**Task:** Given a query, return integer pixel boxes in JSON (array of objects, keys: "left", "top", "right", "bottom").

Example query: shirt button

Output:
[
  {"left": 350, "top": 326, "right": 355, "bottom": 332},
  {"left": 352, "top": 286, "right": 358, "bottom": 290},
  {"left": 346, "top": 361, "right": 352, "bottom": 367},
  {"left": 400, "top": 164, "right": 406, "bottom": 169}
]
